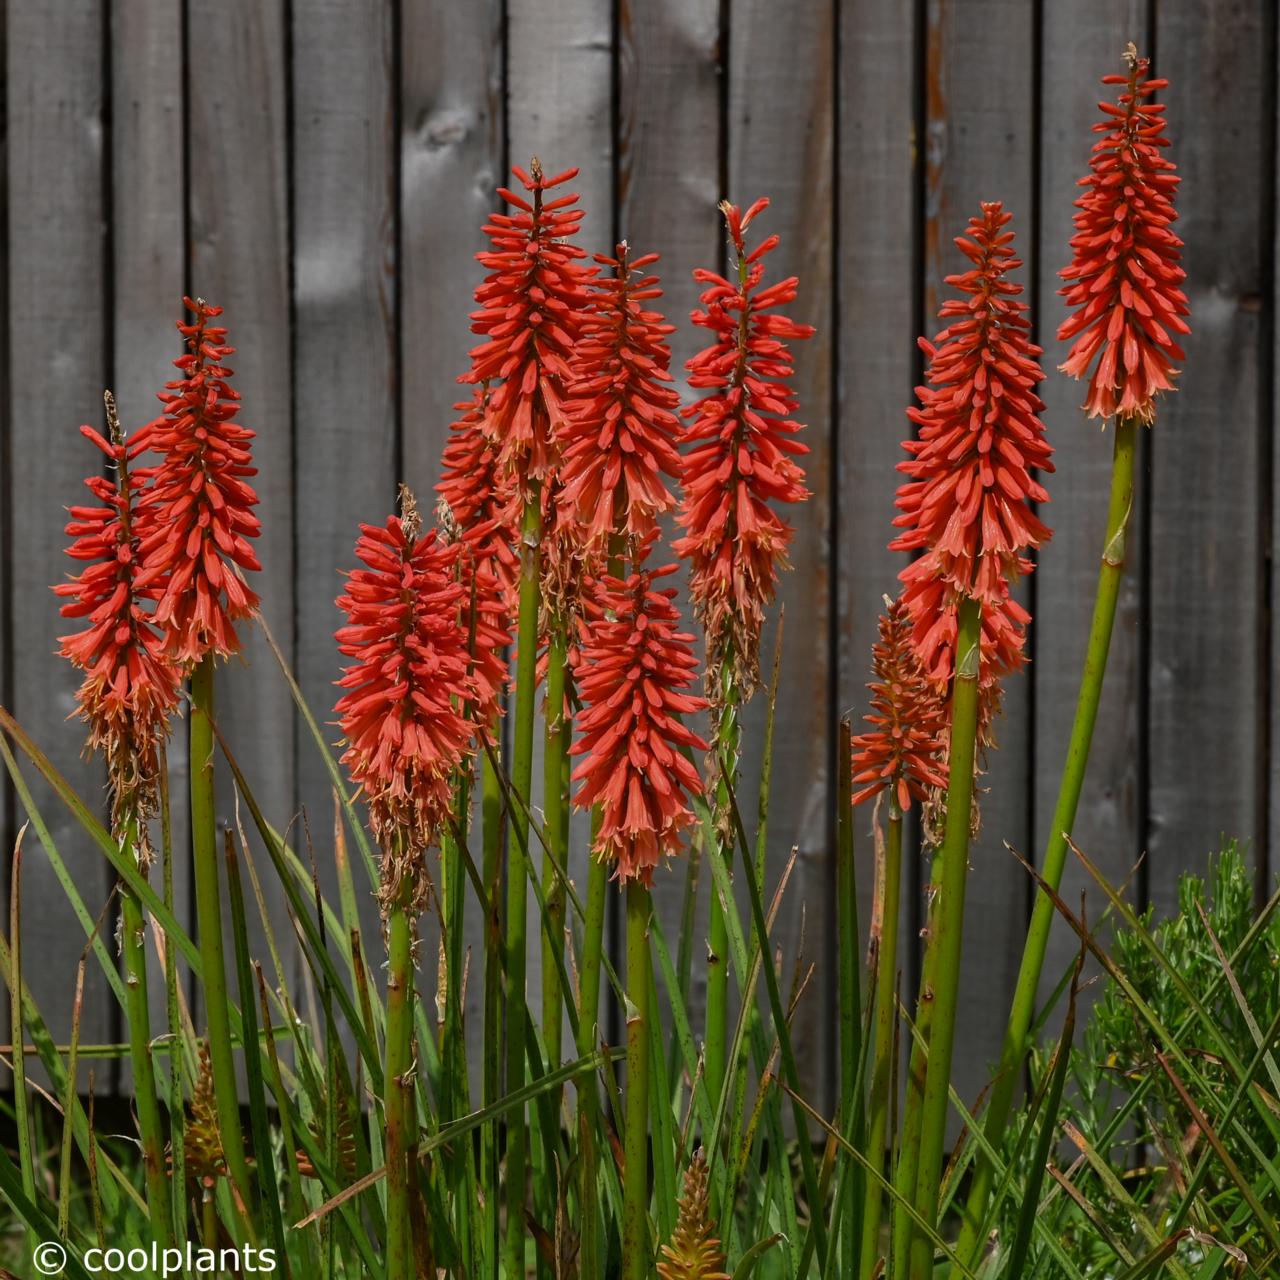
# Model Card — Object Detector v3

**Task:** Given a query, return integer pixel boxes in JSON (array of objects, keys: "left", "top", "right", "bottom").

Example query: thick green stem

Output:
[
  {"left": 908, "top": 597, "right": 982, "bottom": 1280},
  {"left": 956, "top": 416, "right": 1137, "bottom": 1265},
  {"left": 890, "top": 842, "right": 943, "bottom": 1280},
  {"left": 119, "top": 817, "right": 172, "bottom": 1250},
  {"left": 859, "top": 800, "right": 902, "bottom": 1280},
  {"left": 622, "top": 881, "right": 652, "bottom": 1280},
  {"left": 837, "top": 717, "right": 863, "bottom": 1276},
  {"left": 541, "top": 631, "right": 570, "bottom": 1070},
  {"left": 481, "top": 740, "right": 504, "bottom": 1270},
  {"left": 704, "top": 666, "right": 739, "bottom": 1110},
  {"left": 189, "top": 655, "right": 253, "bottom": 1213},
  {"left": 504, "top": 486, "right": 543, "bottom": 1279},
  {"left": 384, "top": 883, "right": 416, "bottom": 1280}
]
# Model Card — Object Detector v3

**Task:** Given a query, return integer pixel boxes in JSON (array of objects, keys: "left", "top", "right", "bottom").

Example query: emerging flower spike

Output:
[
  {"left": 463, "top": 159, "right": 593, "bottom": 496},
  {"left": 570, "top": 551, "right": 709, "bottom": 886},
  {"left": 851, "top": 596, "right": 949, "bottom": 810},
  {"left": 559, "top": 242, "right": 684, "bottom": 550},
  {"left": 134, "top": 297, "right": 261, "bottom": 663},
  {"left": 674, "top": 198, "right": 814, "bottom": 689},
  {"left": 891, "top": 203, "right": 1054, "bottom": 682},
  {"left": 334, "top": 489, "right": 477, "bottom": 915},
  {"left": 55, "top": 394, "right": 182, "bottom": 855},
  {"left": 1059, "top": 45, "right": 1189, "bottom": 423},
  {"left": 657, "top": 1149, "right": 730, "bottom": 1280}
]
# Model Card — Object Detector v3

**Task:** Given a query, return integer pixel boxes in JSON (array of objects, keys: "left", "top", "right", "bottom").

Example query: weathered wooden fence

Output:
[{"left": 1, "top": 0, "right": 1275, "bottom": 1108}]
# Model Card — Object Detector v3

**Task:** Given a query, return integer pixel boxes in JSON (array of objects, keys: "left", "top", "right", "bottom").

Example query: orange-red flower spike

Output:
[{"left": 1059, "top": 46, "right": 1189, "bottom": 423}]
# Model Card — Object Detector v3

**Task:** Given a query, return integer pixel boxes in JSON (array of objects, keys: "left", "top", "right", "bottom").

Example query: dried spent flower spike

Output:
[
  {"left": 892, "top": 203, "right": 1054, "bottom": 683},
  {"left": 134, "top": 297, "right": 262, "bottom": 664},
  {"left": 1059, "top": 44, "right": 1189, "bottom": 423},
  {"left": 570, "top": 550, "right": 709, "bottom": 886},
  {"left": 852, "top": 596, "right": 949, "bottom": 810},
  {"left": 674, "top": 198, "right": 814, "bottom": 690},
  {"left": 463, "top": 159, "right": 593, "bottom": 496},
  {"left": 559, "top": 242, "right": 684, "bottom": 550},
  {"left": 55, "top": 392, "right": 182, "bottom": 858},
  {"left": 657, "top": 1149, "right": 730, "bottom": 1280},
  {"left": 334, "top": 488, "right": 477, "bottom": 917}
]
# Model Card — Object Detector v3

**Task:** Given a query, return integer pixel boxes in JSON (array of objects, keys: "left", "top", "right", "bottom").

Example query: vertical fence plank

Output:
[
  {"left": 923, "top": 0, "right": 1036, "bottom": 1109},
  {"left": 1035, "top": 5, "right": 1149, "bottom": 1005},
  {"left": 505, "top": 0, "right": 614, "bottom": 1036},
  {"left": 292, "top": 0, "right": 397, "bottom": 955},
  {"left": 1147, "top": 0, "right": 1270, "bottom": 915},
  {"left": 186, "top": 0, "right": 295, "bottom": 991},
  {"left": 5, "top": 0, "right": 112, "bottom": 1061},
  {"left": 617, "top": 0, "right": 721, "bottom": 1051},
  {"left": 112, "top": 0, "right": 189, "bottom": 1056},
  {"left": 728, "top": 0, "right": 835, "bottom": 1104},
  {"left": 836, "top": 0, "right": 921, "bottom": 1044}
]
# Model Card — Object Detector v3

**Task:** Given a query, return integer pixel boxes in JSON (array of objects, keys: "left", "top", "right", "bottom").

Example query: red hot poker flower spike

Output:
[
  {"left": 559, "top": 243, "right": 683, "bottom": 550},
  {"left": 674, "top": 199, "right": 814, "bottom": 688},
  {"left": 55, "top": 394, "right": 182, "bottom": 855},
  {"left": 891, "top": 203, "right": 1054, "bottom": 682},
  {"left": 851, "top": 596, "right": 949, "bottom": 811},
  {"left": 1059, "top": 46, "right": 1189, "bottom": 423},
  {"left": 570, "top": 553, "right": 709, "bottom": 886},
  {"left": 334, "top": 490, "right": 477, "bottom": 914},
  {"left": 463, "top": 160, "right": 593, "bottom": 495},
  {"left": 134, "top": 297, "right": 261, "bottom": 664}
]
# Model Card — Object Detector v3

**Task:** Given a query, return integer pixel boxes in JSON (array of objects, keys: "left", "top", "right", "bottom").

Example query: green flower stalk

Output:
[{"left": 957, "top": 47, "right": 1189, "bottom": 1262}]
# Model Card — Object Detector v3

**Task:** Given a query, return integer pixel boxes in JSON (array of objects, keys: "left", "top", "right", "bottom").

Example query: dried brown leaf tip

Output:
[{"left": 657, "top": 1149, "right": 729, "bottom": 1280}]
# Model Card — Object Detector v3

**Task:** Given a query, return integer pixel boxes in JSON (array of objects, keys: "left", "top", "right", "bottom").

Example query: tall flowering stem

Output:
[
  {"left": 958, "top": 48, "right": 1187, "bottom": 1263},
  {"left": 675, "top": 198, "right": 813, "bottom": 1108},
  {"left": 55, "top": 392, "right": 180, "bottom": 1248},
  {"left": 463, "top": 157, "right": 589, "bottom": 1273},
  {"left": 850, "top": 598, "right": 946, "bottom": 1280},
  {"left": 570, "top": 555, "right": 708, "bottom": 1280},
  {"left": 880, "top": 203, "right": 1051, "bottom": 1275},
  {"left": 134, "top": 297, "right": 261, "bottom": 1218},
  {"left": 334, "top": 492, "right": 476, "bottom": 1279}
]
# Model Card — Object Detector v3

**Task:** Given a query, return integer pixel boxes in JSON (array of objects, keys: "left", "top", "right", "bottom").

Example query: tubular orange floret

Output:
[
  {"left": 852, "top": 596, "right": 949, "bottom": 810},
  {"left": 133, "top": 297, "right": 262, "bottom": 664},
  {"left": 891, "top": 203, "right": 1054, "bottom": 684},
  {"left": 1059, "top": 45, "right": 1189, "bottom": 423},
  {"left": 334, "top": 490, "right": 478, "bottom": 916},
  {"left": 674, "top": 198, "right": 814, "bottom": 690},
  {"left": 570, "top": 546, "right": 710, "bottom": 886},
  {"left": 559, "top": 242, "right": 684, "bottom": 551},
  {"left": 462, "top": 160, "right": 594, "bottom": 496},
  {"left": 55, "top": 398, "right": 183, "bottom": 856}
]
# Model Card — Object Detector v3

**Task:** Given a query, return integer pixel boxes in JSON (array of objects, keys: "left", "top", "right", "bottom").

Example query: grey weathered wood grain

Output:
[
  {"left": 6, "top": 0, "right": 113, "bottom": 1065},
  {"left": 728, "top": 0, "right": 835, "bottom": 1106},
  {"left": 922, "top": 0, "right": 1036, "bottom": 1111},
  {"left": 400, "top": 0, "right": 505, "bottom": 1068},
  {"left": 111, "top": 0, "right": 190, "bottom": 1071},
  {"left": 505, "top": 0, "right": 614, "bottom": 1043},
  {"left": 836, "top": 0, "right": 922, "bottom": 1050},
  {"left": 186, "top": 0, "right": 296, "bottom": 1006},
  {"left": 292, "top": 0, "right": 397, "bottom": 977},
  {"left": 1146, "top": 0, "right": 1268, "bottom": 916},
  {"left": 617, "top": 0, "right": 722, "bottom": 1063},
  {"left": 1034, "top": 4, "right": 1149, "bottom": 1006}
]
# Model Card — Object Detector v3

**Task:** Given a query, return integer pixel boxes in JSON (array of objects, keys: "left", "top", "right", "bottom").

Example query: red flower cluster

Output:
[
  {"left": 334, "top": 494, "right": 477, "bottom": 908},
  {"left": 571, "top": 554, "right": 709, "bottom": 885},
  {"left": 56, "top": 404, "right": 181, "bottom": 850},
  {"left": 463, "top": 161, "right": 593, "bottom": 494},
  {"left": 559, "top": 243, "right": 683, "bottom": 549},
  {"left": 1059, "top": 48, "right": 1188, "bottom": 422},
  {"left": 674, "top": 199, "right": 814, "bottom": 687},
  {"left": 892, "top": 203, "right": 1053, "bottom": 682},
  {"left": 851, "top": 597, "right": 948, "bottom": 810},
  {"left": 135, "top": 298, "right": 261, "bottom": 663}
]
